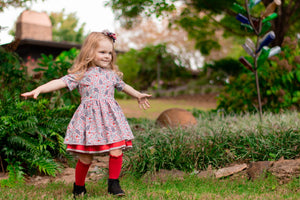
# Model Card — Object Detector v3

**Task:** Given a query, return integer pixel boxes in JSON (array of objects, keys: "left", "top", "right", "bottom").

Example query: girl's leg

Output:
[
  {"left": 73, "top": 154, "right": 93, "bottom": 197},
  {"left": 109, "top": 149, "right": 123, "bottom": 179},
  {"left": 108, "top": 149, "right": 125, "bottom": 196},
  {"left": 75, "top": 154, "right": 93, "bottom": 186}
]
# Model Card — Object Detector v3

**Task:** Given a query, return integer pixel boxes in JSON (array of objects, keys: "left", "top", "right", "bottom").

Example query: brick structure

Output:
[
  {"left": 2, "top": 10, "right": 81, "bottom": 76},
  {"left": 15, "top": 10, "right": 52, "bottom": 41}
]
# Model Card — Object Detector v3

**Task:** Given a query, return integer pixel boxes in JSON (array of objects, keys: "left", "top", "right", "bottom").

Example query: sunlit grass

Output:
[
  {"left": 0, "top": 174, "right": 299, "bottom": 199},
  {"left": 118, "top": 98, "right": 216, "bottom": 120}
]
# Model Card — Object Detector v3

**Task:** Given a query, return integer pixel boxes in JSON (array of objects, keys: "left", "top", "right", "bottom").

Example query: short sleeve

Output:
[
  {"left": 114, "top": 74, "right": 125, "bottom": 92},
  {"left": 60, "top": 74, "right": 79, "bottom": 91}
]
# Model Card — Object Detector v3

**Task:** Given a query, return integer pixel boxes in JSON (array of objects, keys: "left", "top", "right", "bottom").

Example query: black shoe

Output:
[
  {"left": 72, "top": 183, "right": 87, "bottom": 199},
  {"left": 108, "top": 179, "right": 125, "bottom": 196}
]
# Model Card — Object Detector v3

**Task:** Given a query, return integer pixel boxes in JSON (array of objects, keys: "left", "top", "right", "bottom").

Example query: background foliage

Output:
[
  {"left": 49, "top": 9, "right": 86, "bottom": 43},
  {"left": 202, "top": 58, "right": 243, "bottom": 86},
  {"left": 107, "top": 0, "right": 300, "bottom": 54},
  {"left": 0, "top": 97, "right": 75, "bottom": 186},
  {"left": 0, "top": 47, "right": 76, "bottom": 186},
  {"left": 217, "top": 37, "right": 300, "bottom": 113},
  {"left": 0, "top": 0, "right": 42, "bottom": 12},
  {"left": 117, "top": 44, "right": 194, "bottom": 91},
  {"left": 34, "top": 47, "right": 81, "bottom": 107}
]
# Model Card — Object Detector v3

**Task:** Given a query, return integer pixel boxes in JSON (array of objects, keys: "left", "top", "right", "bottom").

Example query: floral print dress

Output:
[{"left": 60, "top": 66, "right": 134, "bottom": 154}]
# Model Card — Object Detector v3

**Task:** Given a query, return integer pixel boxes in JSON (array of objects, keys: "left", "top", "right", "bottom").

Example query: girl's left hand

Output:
[{"left": 137, "top": 93, "right": 152, "bottom": 110}]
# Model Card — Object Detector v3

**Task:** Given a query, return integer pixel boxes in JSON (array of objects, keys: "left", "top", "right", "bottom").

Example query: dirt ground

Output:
[{"left": 118, "top": 94, "right": 218, "bottom": 120}]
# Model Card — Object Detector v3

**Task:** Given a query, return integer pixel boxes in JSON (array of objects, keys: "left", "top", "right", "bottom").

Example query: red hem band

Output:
[{"left": 66, "top": 140, "right": 132, "bottom": 154}]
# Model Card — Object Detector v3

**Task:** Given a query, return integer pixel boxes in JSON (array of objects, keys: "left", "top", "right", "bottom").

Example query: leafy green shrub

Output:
[
  {"left": 203, "top": 58, "right": 244, "bottom": 85},
  {"left": 34, "top": 48, "right": 81, "bottom": 107},
  {"left": 0, "top": 93, "right": 75, "bottom": 186},
  {"left": 0, "top": 48, "right": 76, "bottom": 186},
  {"left": 217, "top": 37, "right": 300, "bottom": 113},
  {"left": 0, "top": 159, "right": 25, "bottom": 187},
  {"left": 124, "top": 111, "right": 300, "bottom": 177},
  {"left": 0, "top": 47, "right": 31, "bottom": 97}
]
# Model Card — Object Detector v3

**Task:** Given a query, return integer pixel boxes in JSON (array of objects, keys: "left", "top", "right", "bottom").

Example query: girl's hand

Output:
[
  {"left": 122, "top": 84, "right": 151, "bottom": 109},
  {"left": 21, "top": 88, "right": 41, "bottom": 99},
  {"left": 21, "top": 79, "right": 66, "bottom": 99},
  {"left": 137, "top": 93, "right": 152, "bottom": 110}
]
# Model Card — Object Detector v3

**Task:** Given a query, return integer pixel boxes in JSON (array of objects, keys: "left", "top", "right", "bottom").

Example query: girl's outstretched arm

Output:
[
  {"left": 21, "top": 79, "right": 67, "bottom": 99},
  {"left": 122, "top": 84, "right": 151, "bottom": 110}
]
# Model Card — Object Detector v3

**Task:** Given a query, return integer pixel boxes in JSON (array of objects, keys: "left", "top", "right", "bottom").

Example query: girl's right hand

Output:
[
  {"left": 21, "top": 88, "right": 41, "bottom": 99},
  {"left": 21, "top": 79, "right": 67, "bottom": 99}
]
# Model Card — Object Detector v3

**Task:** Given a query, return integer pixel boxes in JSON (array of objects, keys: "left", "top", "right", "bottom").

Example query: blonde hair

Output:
[{"left": 68, "top": 31, "right": 123, "bottom": 79}]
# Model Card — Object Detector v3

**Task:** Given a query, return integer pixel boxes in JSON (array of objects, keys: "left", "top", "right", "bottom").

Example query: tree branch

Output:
[
  {"left": 289, "top": 0, "right": 300, "bottom": 15},
  {"left": 204, "top": 11, "right": 253, "bottom": 37}
]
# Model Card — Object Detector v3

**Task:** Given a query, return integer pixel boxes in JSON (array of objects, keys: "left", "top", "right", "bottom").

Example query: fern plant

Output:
[
  {"left": 0, "top": 47, "right": 78, "bottom": 187},
  {"left": 0, "top": 158, "right": 25, "bottom": 187},
  {"left": 0, "top": 92, "right": 75, "bottom": 186}
]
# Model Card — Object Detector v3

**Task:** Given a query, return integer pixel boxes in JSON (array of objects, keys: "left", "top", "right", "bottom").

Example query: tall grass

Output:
[{"left": 125, "top": 111, "right": 300, "bottom": 177}]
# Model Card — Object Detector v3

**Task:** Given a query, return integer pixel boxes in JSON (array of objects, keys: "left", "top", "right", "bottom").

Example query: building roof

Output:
[{"left": 2, "top": 38, "right": 81, "bottom": 52}]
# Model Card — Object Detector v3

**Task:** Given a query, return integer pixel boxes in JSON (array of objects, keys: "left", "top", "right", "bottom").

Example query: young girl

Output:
[{"left": 21, "top": 30, "right": 151, "bottom": 198}]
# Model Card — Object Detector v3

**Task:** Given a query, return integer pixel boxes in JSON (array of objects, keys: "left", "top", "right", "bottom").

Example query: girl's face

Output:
[{"left": 93, "top": 39, "right": 113, "bottom": 68}]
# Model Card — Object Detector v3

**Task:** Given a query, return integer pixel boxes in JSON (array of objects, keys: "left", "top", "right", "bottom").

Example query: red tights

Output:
[
  {"left": 109, "top": 154, "right": 123, "bottom": 179},
  {"left": 75, "top": 154, "right": 123, "bottom": 186},
  {"left": 75, "top": 159, "right": 91, "bottom": 186}
]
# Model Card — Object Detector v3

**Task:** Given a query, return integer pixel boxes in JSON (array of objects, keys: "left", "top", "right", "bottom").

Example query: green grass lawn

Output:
[{"left": 1, "top": 174, "right": 299, "bottom": 199}]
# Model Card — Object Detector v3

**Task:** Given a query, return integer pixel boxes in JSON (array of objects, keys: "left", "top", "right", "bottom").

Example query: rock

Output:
[
  {"left": 214, "top": 164, "right": 248, "bottom": 178},
  {"left": 86, "top": 157, "right": 109, "bottom": 182},
  {"left": 156, "top": 108, "right": 197, "bottom": 128},
  {"left": 247, "top": 161, "right": 273, "bottom": 180},
  {"left": 268, "top": 158, "right": 300, "bottom": 183},
  {"left": 90, "top": 158, "right": 108, "bottom": 170},
  {"left": 197, "top": 164, "right": 215, "bottom": 178},
  {"left": 197, "top": 170, "right": 216, "bottom": 178},
  {"left": 230, "top": 170, "right": 248, "bottom": 180},
  {"left": 143, "top": 169, "right": 186, "bottom": 183}
]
